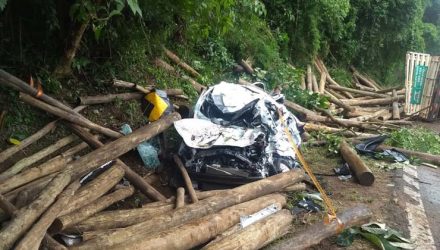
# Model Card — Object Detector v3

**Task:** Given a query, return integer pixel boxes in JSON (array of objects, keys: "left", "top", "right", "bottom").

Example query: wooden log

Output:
[
  {"left": 312, "top": 74, "right": 319, "bottom": 93},
  {"left": 0, "top": 173, "right": 71, "bottom": 250},
  {"left": 283, "top": 182, "right": 306, "bottom": 192},
  {"left": 0, "top": 134, "right": 77, "bottom": 181},
  {"left": 239, "top": 59, "right": 254, "bottom": 74},
  {"left": 173, "top": 154, "right": 198, "bottom": 203},
  {"left": 70, "top": 203, "right": 175, "bottom": 232},
  {"left": 342, "top": 95, "right": 404, "bottom": 106},
  {"left": 0, "top": 193, "right": 16, "bottom": 218},
  {"left": 78, "top": 92, "right": 143, "bottom": 105},
  {"left": 351, "top": 68, "right": 380, "bottom": 90},
  {"left": 319, "top": 72, "right": 326, "bottom": 93},
  {"left": 376, "top": 145, "right": 440, "bottom": 165},
  {"left": 67, "top": 123, "right": 167, "bottom": 201},
  {"left": 164, "top": 48, "right": 201, "bottom": 78},
  {"left": 203, "top": 209, "right": 293, "bottom": 250},
  {"left": 300, "top": 75, "right": 306, "bottom": 90},
  {"left": 62, "top": 112, "right": 180, "bottom": 180},
  {"left": 340, "top": 140, "right": 374, "bottom": 186},
  {"left": 314, "top": 59, "right": 354, "bottom": 99},
  {"left": 4, "top": 173, "right": 56, "bottom": 203},
  {"left": 196, "top": 189, "right": 227, "bottom": 200},
  {"left": 0, "top": 69, "right": 74, "bottom": 114},
  {"left": 327, "top": 85, "right": 389, "bottom": 98},
  {"left": 323, "top": 91, "right": 355, "bottom": 112},
  {"left": 304, "top": 123, "right": 376, "bottom": 138},
  {"left": 20, "top": 94, "right": 122, "bottom": 138},
  {"left": 71, "top": 169, "right": 305, "bottom": 249},
  {"left": 111, "top": 194, "right": 287, "bottom": 250},
  {"left": 15, "top": 180, "right": 81, "bottom": 250},
  {"left": 354, "top": 82, "right": 375, "bottom": 92},
  {"left": 52, "top": 186, "right": 134, "bottom": 232},
  {"left": 306, "top": 65, "right": 313, "bottom": 91},
  {"left": 267, "top": 205, "right": 372, "bottom": 250},
  {"left": 327, "top": 88, "right": 346, "bottom": 100},
  {"left": 43, "top": 235, "right": 67, "bottom": 250},
  {"left": 175, "top": 187, "right": 185, "bottom": 209},
  {"left": 0, "top": 142, "right": 88, "bottom": 194},
  {"left": 58, "top": 164, "right": 125, "bottom": 217},
  {"left": 348, "top": 108, "right": 389, "bottom": 122},
  {"left": 112, "top": 79, "right": 154, "bottom": 94},
  {"left": 392, "top": 89, "right": 400, "bottom": 120}
]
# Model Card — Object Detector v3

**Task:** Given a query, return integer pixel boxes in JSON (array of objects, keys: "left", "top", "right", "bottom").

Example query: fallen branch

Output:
[
  {"left": 113, "top": 79, "right": 154, "bottom": 94},
  {"left": 342, "top": 96, "right": 404, "bottom": 106},
  {"left": 392, "top": 89, "right": 400, "bottom": 120},
  {"left": 327, "top": 85, "right": 389, "bottom": 98},
  {"left": 164, "top": 48, "right": 201, "bottom": 78},
  {"left": 340, "top": 140, "right": 374, "bottom": 186},
  {"left": 239, "top": 59, "right": 254, "bottom": 74},
  {"left": 173, "top": 154, "right": 198, "bottom": 204},
  {"left": 175, "top": 187, "right": 185, "bottom": 209}
]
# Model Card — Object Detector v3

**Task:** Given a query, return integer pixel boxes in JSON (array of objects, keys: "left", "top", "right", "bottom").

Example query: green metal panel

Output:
[{"left": 410, "top": 65, "right": 428, "bottom": 104}]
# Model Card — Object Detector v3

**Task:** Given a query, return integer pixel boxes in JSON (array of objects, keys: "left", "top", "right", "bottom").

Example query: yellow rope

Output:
[{"left": 277, "top": 108, "right": 339, "bottom": 223}]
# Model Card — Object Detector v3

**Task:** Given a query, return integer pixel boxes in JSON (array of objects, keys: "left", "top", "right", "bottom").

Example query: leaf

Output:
[
  {"left": 8, "top": 138, "right": 21, "bottom": 145},
  {"left": 359, "top": 232, "right": 398, "bottom": 250},
  {"left": 126, "top": 0, "right": 142, "bottom": 17},
  {"left": 389, "top": 242, "right": 413, "bottom": 249},
  {"left": 336, "top": 229, "right": 356, "bottom": 247}
]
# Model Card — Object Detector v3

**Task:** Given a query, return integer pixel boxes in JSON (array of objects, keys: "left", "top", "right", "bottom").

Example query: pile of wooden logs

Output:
[{"left": 0, "top": 52, "right": 381, "bottom": 250}]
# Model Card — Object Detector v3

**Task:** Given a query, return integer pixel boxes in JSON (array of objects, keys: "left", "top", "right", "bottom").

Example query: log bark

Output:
[
  {"left": 267, "top": 205, "right": 372, "bottom": 250},
  {"left": 306, "top": 65, "right": 313, "bottom": 91},
  {"left": 327, "top": 85, "right": 389, "bottom": 98},
  {"left": 312, "top": 74, "right": 319, "bottom": 93},
  {"left": 0, "top": 173, "right": 71, "bottom": 250},
  {"left": 392, "top": 89, "right": 400, "bottom": 120},
  {"left": 20, "top": 93, "right": 122, "bottom": 138},
  {"left": 112, "top": 79, "right": 154, "bottom": 94},
  {"left": 0, "top": 194, "right": 16, "bottom": 218},
  {"left": 342, "top": 95, "right": 404, "bottom": 106},
  {"left": 239, "top": 59, "right": 254, "bottom": 74},
  {"left": 43, "top": 235, "right": 67, "bottom": 250},
  {"left": 67, "top": 123, "right": 167, "bottom": 201},
  {"left": 164, "top": 48, "right": 201, "bottom": 78},
  {"left": 176, "top": 187, "right": 185, "bottom": 209},
  {"left": 112, "top": 194, "right": 287, "bottom": 250},
  {"left": 0, "top": 135, "right": 77, "bottom": 181},
  {"left": 351, "top": 67, "right": 380, "bottom": 90},
  {"left": 376, "top": 145, "right": 440, "bottom": 165},
  {"left": 313, "top": 59, "right": 353, "bottom": 98},
  {"left": 319, "top": 72, "right": 326, "bottom": 93},
  {"left": 173, "top": 154, "right": 198, "bottom": 203},
  {"left": 300, "top": 75, "right": 306, "bottom": 90},
  {"left": 327, "top": 88, "right": 346, "bottom": 100},
  {"left": 203, "top": 209, "right": 293, "bottom": 250},
  {"left": 71, "top": 169, "right": 305, "bottom": 249},
  {"left": 15, "top": 181, "right": 81, "bottom": 250},
  {"left": 196, "top": 189, "right": 227, "bottom": 200},
  {"left": 4, "top": 173, "right": 56, "bottom": 203},
  {"left": 340, "top": 140, "right": 374, "bottom": 186},
  {"left": 53, "top": 186, "right": 134, "bottom": 232},
  {"left": 78, "top": 89, "right": 184, "bottom": 105},
  {"left": 70, "top": 203, "right": 175, "bottom": 232},
  {"left": 284, "top": 183, "right": 306, "bottom": 192},
  {"left": 58, "top": 164, "right": 125, "bottom": 218},
  {"left": 323, "top": 91, "right": 355, "bottom": 112},
  {"left": 0, "top": 142, "right": 88, "bottom": 194}
]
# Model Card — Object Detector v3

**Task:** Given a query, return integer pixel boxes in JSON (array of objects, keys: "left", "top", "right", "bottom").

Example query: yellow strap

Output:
[{"left": 277, "top": 108, "right": 339, "bottom": 223}]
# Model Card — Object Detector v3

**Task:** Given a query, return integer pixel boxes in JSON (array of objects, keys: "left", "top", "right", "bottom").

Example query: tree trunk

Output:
[
  {"left": 267, "top": 205, "right": 372, "bottom": 250},
  {"left": 71, "top": 169, "right": 305, "bottom": 249},
  {"left": 111, "top": 194, "right": 287, "bottom": 250},
  {"left": 53, "top": 20, "right": 90, "bottom": 77},
  {"left": 53, "top": 186, "right": 134, "bottom": 232},
  {"left": 163, "top": 48, "right": 201, "bottom": 78},
  {"left": 173, "top": 155, "right": 198, "bottom": 203},
  {"left": 14, "top": 181, "right": 81, "bottom": 250},
  {"left": 340, "top": 140, "right": 374, "bottom": 186},
  {"left": 20, "top": 94, "right": 122, "bottom": 138},
  {"left": 57, "top": 164, "right": 125, "bottom": 218},
  {"left": 70, "top": 203, "right": 175, "bottom": 232},
  {"left": 0, "top": 135, "right": 77, "bottom": 181},
  {"left": 203, "top": 209, "right": 293, "bottom": 250},
  {"left": 392, "top": 89, "right": 400, "bottom": 120},
  {"left": 0, "top": 173, "right": 71, "bottom": 250},
  {"left": 0, "top": 142, "right": 88, "bottom": 194},
  {"left": 175, "top": 187, "right": 185, "bottom": 209},
  {"left": 67, "top": 123, "right": 167, "bottom": 201}
]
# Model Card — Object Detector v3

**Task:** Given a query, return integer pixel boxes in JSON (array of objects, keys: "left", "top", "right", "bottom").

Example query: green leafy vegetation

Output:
[{"left": 388, "top": 128, "right": 440, "bottom": 155}]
